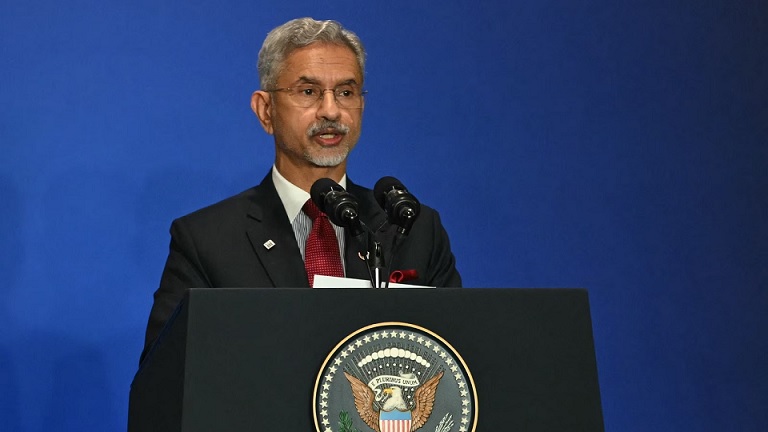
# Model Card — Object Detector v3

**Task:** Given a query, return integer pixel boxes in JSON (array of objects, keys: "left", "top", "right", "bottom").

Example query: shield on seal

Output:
[{"left": 379, "top": 409, "right": 412, "bottom": 432}]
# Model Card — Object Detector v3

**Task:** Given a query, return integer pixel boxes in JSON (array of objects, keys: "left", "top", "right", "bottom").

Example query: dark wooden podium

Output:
[{"left": 129, "top": 288, "right": 604, "bottom": 431}]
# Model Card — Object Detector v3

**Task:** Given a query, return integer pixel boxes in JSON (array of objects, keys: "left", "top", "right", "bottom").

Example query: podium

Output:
[{"left": 129, "top": 288, "right": 604, "bottom": 431}]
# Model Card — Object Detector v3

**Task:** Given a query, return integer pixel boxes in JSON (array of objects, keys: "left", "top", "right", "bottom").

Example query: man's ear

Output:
[{"left": 251, "top": 90, "right": 274, "bottom": 135}]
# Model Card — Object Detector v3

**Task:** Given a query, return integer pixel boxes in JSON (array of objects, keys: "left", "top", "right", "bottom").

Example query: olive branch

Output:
[
  {"left": 338, "top": 411, "right": 361, "bottom": 432},
  {"left": 434, "top": 413, "right": 454, "bottom": 432}
]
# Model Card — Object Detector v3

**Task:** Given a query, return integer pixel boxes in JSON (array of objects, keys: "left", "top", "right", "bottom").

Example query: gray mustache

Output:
[{"left": 306, "top": 120, "right": 350, "bottom": 137}]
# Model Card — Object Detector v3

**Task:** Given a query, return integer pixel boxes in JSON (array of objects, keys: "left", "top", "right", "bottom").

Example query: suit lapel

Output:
[{"left": 245, "top": 173, "right": 310, "bottom": 288}]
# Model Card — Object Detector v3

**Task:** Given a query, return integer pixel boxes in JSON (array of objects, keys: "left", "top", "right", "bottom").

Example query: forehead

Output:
[{"left": 278, "top": 43, "right": 362, "bottom": 85}]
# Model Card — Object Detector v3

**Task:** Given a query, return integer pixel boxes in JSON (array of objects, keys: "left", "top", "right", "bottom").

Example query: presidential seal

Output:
[{"left": 314, "top": 322, "right": 477, "bottom": 432}]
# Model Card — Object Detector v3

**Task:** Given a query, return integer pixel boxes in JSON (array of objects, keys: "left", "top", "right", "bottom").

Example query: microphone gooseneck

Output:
[{"left": 374, "top": 176, "right": 423, "bottom": 288}]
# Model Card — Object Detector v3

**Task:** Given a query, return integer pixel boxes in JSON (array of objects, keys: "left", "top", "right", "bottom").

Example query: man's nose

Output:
[{"left": 316, "top": 90, "right": 341, "bottom": 120}]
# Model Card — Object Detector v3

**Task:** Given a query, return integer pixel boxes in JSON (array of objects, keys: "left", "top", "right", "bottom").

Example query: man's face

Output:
[{"left": 266, "top": 43, "right": 364, "bottom": 169}]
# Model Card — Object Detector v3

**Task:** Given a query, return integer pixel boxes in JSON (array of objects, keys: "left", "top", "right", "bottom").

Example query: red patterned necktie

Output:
[{"left": 303, "top": 199, "right": 344, "bottom": 287}]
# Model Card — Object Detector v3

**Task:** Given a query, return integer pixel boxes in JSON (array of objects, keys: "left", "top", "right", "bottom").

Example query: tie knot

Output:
[{"left": 302, "top": 199, "right": 326, "bottom": 221}]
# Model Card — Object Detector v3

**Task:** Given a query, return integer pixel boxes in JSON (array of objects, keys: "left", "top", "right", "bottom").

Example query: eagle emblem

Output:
[
  {"left": 313, "top": 323, "right": 477, "bottom": 432},
  {"left": 344, "top": 370, "right": 444, "bottom": 432}
]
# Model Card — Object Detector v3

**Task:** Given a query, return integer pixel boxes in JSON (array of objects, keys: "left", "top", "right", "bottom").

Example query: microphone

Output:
[
  {"left": 374, "top": 176, "right": 421, "bottom": 236},
  {"left": 310, "top": 178, "right": 382, "bottom": 288},
  {"left": 310, "top": 178, "right": 364, "bottom": 236}
]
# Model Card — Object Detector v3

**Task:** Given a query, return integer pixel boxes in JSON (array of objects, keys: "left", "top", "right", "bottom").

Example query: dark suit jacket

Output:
[{"left": 141, "top": 171, "right": 461, "bottom": 362}]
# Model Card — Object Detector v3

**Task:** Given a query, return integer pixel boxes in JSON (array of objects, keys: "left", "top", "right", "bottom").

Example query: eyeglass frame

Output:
[{"left": 265, "top": 85, "right": 368, "bottom": 109}]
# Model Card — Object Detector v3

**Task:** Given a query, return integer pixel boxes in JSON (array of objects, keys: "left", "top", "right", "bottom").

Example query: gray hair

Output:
[{"left": 257, "top": 18, "right": 366, "bottom": 89}]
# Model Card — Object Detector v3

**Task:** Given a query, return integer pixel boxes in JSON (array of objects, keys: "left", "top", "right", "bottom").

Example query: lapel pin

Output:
[{"left": 263, "top": 239, "right": 276, "bottom": 250}]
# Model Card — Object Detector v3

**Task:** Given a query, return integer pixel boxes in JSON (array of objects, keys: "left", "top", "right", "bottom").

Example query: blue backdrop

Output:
[{"left": 2, "top": 0, "right": 766, "bottom": 430}]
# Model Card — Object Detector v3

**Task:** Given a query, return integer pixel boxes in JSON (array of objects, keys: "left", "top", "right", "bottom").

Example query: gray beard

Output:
[
  {"left": 303, "top": 119, "right": 351, "bottom": 166},
  {"left": 304, "top": 144, "right": 349, "bottom": 167}
]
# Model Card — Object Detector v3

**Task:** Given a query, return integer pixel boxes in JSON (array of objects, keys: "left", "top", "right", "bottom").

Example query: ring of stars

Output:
[{"left": 315, "top": 325, "right": 475, "bottom": 432}]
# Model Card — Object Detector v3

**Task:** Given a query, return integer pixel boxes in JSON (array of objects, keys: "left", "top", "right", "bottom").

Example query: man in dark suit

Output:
[{"left": 141, "top": 18, "right": 461, "bottom": 362}]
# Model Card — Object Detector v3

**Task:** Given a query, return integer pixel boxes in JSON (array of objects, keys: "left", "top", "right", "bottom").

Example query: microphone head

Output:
[
  {"left": 310, "top": 178, "right": 344, "bottom": 210},
  {"left": 374, "top": 176, "right": 404, "bottom": 208},
  {"left": 309, "top": 178, "right": 362, "bottom": 234},
  {"left": 373, "top": 176, "right": 421, "bottom": 235}
]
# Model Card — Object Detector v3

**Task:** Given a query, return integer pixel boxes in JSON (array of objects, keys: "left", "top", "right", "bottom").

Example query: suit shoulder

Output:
[{"left": 172, "top": 186, "right": 259, "bottom": 228}]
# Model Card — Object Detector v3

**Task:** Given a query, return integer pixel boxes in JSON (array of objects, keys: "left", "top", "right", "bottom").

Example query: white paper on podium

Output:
[{"left": 313, "top": 275, "right": 435, "bottom": 289}]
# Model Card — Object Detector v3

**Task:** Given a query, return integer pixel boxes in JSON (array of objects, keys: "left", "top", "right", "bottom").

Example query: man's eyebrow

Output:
[
  {"left": 296, "top": 76, "right": 320, "bottom": 85},
  {"left": 294, "top": 76, "right": 360, "bottom": 86}
]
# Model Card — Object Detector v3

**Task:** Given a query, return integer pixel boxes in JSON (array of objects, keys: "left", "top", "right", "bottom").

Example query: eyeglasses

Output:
[{"left": 267, "top": 84, "right": 367, "bottom": 109}]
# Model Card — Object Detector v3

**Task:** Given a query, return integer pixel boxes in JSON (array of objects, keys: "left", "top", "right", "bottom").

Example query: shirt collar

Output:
[{"left": 271, "top": 165, "right": 347, "bottom": 223}]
